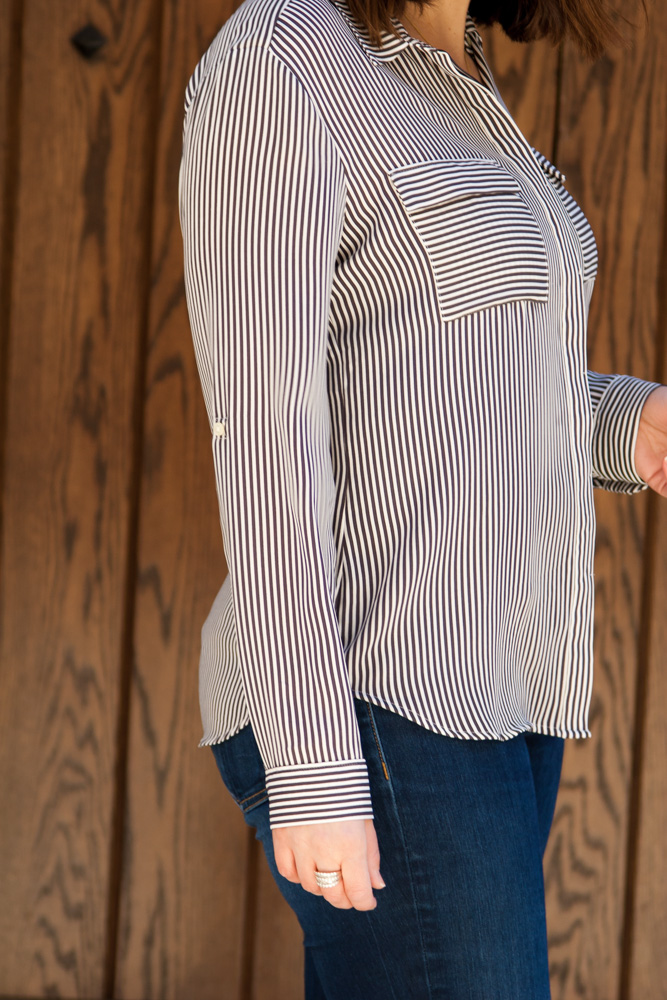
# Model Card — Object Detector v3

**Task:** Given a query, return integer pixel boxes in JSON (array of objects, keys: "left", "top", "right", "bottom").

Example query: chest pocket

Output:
[
  {"left": 532, "top": 148, "right": 598, "bottom": 283},
  {"left": 388, "top": 158, "right": 550, "bottom": 323}
]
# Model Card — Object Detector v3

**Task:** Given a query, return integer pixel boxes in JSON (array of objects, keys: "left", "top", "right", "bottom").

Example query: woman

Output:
[{"left": 178, "top": 0, "right": 667, "bottom": 996}]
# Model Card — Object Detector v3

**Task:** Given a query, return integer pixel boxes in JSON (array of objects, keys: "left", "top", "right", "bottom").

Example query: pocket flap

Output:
[{"left": 389, "top": 158, "right": 520, "bottom": 214}]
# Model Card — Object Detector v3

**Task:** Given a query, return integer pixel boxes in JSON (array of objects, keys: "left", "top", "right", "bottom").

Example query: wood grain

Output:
[
  {"left": 253, "top": 853, "right": 304, "bottom": 1000},
  {"left": 626, "top": 21, "right": 667, "bottom": 988},
  {"left": 545, "top": 6, "right": 667, "bottom": 997},
  {"left": 628, "top": 496, "right": 667, "bottom": 998},
  {"left": 1, "top": 1, "right": 664, "bottom": 998},
  {"left": 0, "top": 0, "right": 162, "bottom": 994},
  {"left": 0, "top": 0, "right": 23, "bottom": 517},
  {"left": 112, "top": 2, "right": 250, "bottom": 997},
  {"left": 0, "top": 0, "right": 18, "bottom": 294}
]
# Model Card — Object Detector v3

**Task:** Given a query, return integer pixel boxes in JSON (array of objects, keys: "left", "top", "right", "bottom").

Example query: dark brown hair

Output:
[{"left": 349, "top": 0, "right": 642, "bottom": 59}]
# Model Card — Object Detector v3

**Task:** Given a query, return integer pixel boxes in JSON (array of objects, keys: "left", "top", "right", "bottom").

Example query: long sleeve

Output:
[
  {"left": 181, "top": 0, "right": 667, "bottom": 779},
  {"left": 587, "top": 371, "right": 660, "bottom": 492},
  {"left": 181, "top": 43, "right": 373, "bottom": 829}
]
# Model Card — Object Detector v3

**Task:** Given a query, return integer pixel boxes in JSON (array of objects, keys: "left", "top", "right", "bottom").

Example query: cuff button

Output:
[{"left": 213, "top": 419, "right": 227, "bottom": 439}]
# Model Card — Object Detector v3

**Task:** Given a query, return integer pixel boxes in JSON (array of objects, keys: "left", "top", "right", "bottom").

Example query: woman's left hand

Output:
[{"left": 635, "top": 385, "right": 667, "bottom": 497}]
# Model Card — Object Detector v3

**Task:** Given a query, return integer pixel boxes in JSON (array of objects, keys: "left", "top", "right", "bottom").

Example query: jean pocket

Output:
[
  {"left": 210, "top": 724, "right": 268, "bottom": 814},
  {"left": 355, "top": 699, "right": 391, "bottom": 783}
]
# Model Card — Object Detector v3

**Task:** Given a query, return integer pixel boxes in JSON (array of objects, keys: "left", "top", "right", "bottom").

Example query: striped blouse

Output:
[{"left": 178, "top": 0, "right": 659, "bottom": 829}]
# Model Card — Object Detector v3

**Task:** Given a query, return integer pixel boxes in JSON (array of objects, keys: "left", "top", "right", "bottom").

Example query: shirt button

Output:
[{"left": 213, "top": 419, "right": 227, "bottom": 439}]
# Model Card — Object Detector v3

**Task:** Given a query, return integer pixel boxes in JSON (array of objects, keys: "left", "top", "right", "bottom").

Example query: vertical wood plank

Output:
[
  {"left": 0, "top": 0, "right": 19, "bottom": 294},
  {"left": 0, "top": 0, "right": 23, "bottom": 498},
  {"left": 544, "top": 5, "right": 667, "bottom": 998},
  {"left": 0, "top": 0, "right": 161, "bottom": 994},
  {"left": 113, "top": 2, "right": 250, "bottom": 997},
  {"left": 253, "top": 858, "right": 304, "bottom": 999},
  {"left": 626, "top": 43, "right": 667, "bottom": 995},
  {"left": 0, "top": 0, "right": 11, "bottom": 246},
  {"left": 628, "top": 502, "right": 667, "bottom": 997}
]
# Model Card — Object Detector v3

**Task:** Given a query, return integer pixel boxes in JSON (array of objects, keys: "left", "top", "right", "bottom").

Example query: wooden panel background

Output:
[{"left": 0, "top": 1, "right": 665, "bottom": 997}]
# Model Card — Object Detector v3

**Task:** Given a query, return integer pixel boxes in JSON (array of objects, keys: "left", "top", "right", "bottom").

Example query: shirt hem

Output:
[
  {"left": 196, "top": 707, "right": 593, "bottom": 748},
  {"left": 349, "top": 693, "right": 593, "bottom": 741}
]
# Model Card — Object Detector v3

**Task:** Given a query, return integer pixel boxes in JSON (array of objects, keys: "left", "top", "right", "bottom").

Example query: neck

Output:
[{"left": 398, "top": 0, "right": 472, "bottom": 70}]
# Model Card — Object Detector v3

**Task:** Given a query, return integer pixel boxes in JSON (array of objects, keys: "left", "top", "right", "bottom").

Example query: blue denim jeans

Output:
[{"left": 210, "top": 696, "right": 564, "bottom": 999}]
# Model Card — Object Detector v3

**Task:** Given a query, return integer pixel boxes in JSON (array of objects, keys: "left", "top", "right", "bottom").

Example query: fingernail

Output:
[{"left": 377, "top": 875, "right": 386, "bottom": 888}]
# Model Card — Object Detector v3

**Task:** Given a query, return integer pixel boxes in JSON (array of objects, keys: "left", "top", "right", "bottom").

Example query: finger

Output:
[
  {"left": 340, "top": 856, "right": 377, "bottom": 911},
  {"left": 370, "top": 871, "right": 386, "bottom": 890},
  {"left": 273, "top": 838, "right": 301, "bottom": 884},
  {"left": 653, "top": 467, "right": 667, "bottom": 498},
  {"left": 365, "top": 819, "right": 386, "bottom": 890},
  {"left": 294, "top": 858, "right": 327, "bottom": 897},
  {"left": 299, "top": 859, "right": 354, "bottom": 909},
  {"left": 319, "top": 878, "right": 353, "bottom": 909},
  {"left": 297, "top": 860, "right": 357, "bottom": 908}
]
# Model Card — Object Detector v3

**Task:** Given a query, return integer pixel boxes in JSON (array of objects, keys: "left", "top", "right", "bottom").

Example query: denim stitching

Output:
[
  {"left": 366, "top": 703, "right": 435, "bottom": 998},
  {"left": 239, "top": 787, "right": 267, "bottom": 806},
  {"left": 242, "top": 796, "right": 268, "bottom": 813},
  {"left": 362, "top": 908, "right": 401, "bottom": 1000},
  {"left": 365, "top": 702, "right": 391, "bottom": 780}
]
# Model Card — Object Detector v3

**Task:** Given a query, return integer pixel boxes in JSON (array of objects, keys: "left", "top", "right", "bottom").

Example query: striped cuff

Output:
[
  {"left": 265, "top": 759, "right": 374, "bottom": 829},
  {"left": 590, "top": 374, "right": 661, "bottom": 492}
]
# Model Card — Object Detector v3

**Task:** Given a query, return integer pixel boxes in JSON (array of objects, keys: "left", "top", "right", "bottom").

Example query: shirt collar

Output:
[{"left": 327, "top": 0, "right": 486, "bottom": 67}]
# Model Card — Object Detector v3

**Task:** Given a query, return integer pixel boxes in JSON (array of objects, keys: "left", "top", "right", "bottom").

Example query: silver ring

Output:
[{"left": 315, "top": 869, "right": 342, "bottom": 888}]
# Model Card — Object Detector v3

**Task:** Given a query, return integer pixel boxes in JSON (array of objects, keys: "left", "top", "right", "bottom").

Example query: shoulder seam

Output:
[
  {"left": 227, "top": 0, "right": 298, "bottom": 53},
  {"left": 269, "top": 45, "right": 350, "bottom": 193},
  {"left": 228, "top": 41, "right": 350, "bottom": 193}
]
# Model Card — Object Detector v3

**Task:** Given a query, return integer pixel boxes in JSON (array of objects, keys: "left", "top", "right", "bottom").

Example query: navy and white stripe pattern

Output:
[{"left": 178, "top": 0, "right": 659, "bottom": 829}]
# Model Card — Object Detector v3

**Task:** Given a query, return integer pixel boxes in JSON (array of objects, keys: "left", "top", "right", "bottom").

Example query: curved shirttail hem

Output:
[
  {"left": 198, "top": 719, "right": 251, "bottom": 748},
  {"left": 196, "top": 704, "right": 593, "bottom": 748},
  {"left": 347, "top": 693, "right": 594, "bottom": 742}
]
